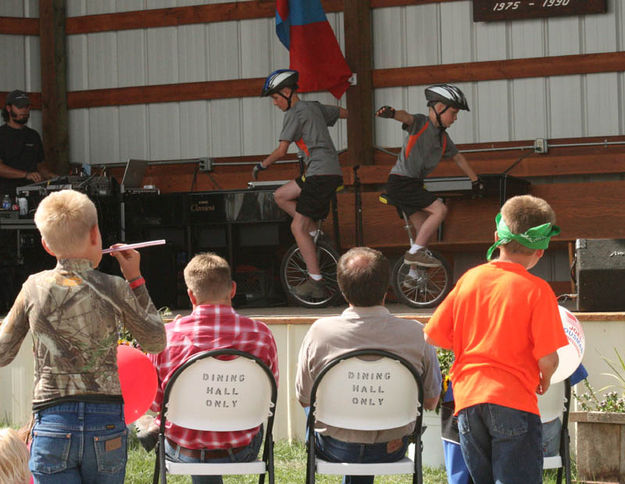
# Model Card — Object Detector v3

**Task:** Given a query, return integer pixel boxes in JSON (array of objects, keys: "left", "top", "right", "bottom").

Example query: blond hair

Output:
[
  {"left": 34, "top": 190, "right": 98, "bottom": 256},
  {"left": 500, "top": 195, "right": 556, "bottom": 255},
  {"left": 183, "top": 252, "right": 232, "bottom": 302},
  {"left": 0, "top": 428, "right": 31, "bottom": 484}
]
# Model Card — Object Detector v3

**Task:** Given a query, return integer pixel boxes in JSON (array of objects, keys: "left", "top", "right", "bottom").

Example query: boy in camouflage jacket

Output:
[{"left": 0, "top": 189, "right": 166, "bottom": 483}]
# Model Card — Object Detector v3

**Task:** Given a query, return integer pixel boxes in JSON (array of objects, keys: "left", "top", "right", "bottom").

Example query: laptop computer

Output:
[{"left": 121, "top": 159, "right": 158, "bottom": 193}]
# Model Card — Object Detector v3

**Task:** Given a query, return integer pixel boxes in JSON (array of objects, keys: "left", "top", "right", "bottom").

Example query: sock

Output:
[
  {"left": 309, "top": 230, "right": 317, "bottom": 238},
  {"left": 310, "top": 273, "right": 323, "bottom": 281},
  {"left": 408, "top": 244, "right": 425, "bottom": 254},
  {"left": 408, "top": 268, "right": 418, "bottom": 278}
]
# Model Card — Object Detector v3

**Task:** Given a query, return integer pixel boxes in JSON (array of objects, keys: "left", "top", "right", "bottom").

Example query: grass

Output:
[{"left": 126, "top": 435, "right": 572, "bottom": 483}]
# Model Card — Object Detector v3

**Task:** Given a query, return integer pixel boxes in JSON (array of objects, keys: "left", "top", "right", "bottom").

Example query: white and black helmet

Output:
[
  {"left": 261, "top": 69, "right": 299, "bottom": 97},
  {"left": 425, "top": 84, "right": 470, "bottom": 111}
]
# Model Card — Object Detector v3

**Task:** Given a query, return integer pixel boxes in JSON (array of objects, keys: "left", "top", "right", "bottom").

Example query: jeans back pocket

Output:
[
  {"left": 30, "top": 430, "right": 72, "bottom": 474},
  {"left": 93, "top": 428, "right": 128, "bottom": 474}
]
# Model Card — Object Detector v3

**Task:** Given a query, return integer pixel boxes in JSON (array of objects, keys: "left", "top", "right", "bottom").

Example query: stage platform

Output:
[
  {"left": 167, "top": 303, "right": 434, "bottom": 325},
  {"left": 165, "top": 299, "right": 580, "bottom": 324}
]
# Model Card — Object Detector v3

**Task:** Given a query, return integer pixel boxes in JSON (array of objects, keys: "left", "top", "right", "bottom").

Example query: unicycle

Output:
[
  {"left": 280, "top": 220, "right": 342, "bottom": 308},
  {"left": 379, "top": 193, "right": 452, "bottom": 308}
]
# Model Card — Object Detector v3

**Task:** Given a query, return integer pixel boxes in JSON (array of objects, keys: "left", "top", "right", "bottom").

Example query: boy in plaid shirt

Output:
[{"left": 147, "top": 252, "right": 278, "bottom": 484}]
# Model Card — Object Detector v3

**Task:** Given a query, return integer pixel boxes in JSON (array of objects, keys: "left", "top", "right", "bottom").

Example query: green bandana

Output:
[{"left": 486, "top": 213, "right": 560, "bottom": 260}]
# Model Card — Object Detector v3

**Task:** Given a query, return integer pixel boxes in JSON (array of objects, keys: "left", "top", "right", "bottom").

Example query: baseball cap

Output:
[{"left": 6, "top": 90, "right": 30, "bottom": 108}]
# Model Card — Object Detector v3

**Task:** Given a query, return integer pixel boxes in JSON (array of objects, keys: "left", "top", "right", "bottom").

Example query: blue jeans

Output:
[
  {"left": 458, "top": 404, "right": 542, "bottom": 484},
  {"left": 443, "top": 440, "right": 473, "bottom": 484},
  {"left": 164, "top": 427, "right": 263, "bottom": 484},
  {"left": 30, "top": 401, "right": 127, "bottom": 484},
  {"left": 541, "top": 418, "right": 562, "bottom": 457},
  {"left": 315, "top": 433, "right": 410, "bottom": 484}
]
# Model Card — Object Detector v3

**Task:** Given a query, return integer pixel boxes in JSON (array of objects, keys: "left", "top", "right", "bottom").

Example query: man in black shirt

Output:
[{"left": 0, "top": 90, "right": 55, "bottom": 196}]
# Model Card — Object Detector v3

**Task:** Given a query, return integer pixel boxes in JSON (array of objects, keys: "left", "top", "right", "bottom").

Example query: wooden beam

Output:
[
  {"left": 335, "top": 180, "right": 625, "bottom": 249},
  {"left": 39, "top": 0, "right": 69, "bottom": 175},
  {"left": 0, "top": 16, "right": 39, "bottom": 35},
  {"left": 373, "top": 52, "right": 625, "bottom": 87},
  {"left": 344, "top": 0, "right": 374, "bottom": 166},
  {"left": 58, "top": 50, "right": 625, "bottom": 109},
  {"left": 352, "top": 146, "right": 625, "bottom": 184},
  {"left": 67, "top": 78, "right": 265, "bottom": 109}
]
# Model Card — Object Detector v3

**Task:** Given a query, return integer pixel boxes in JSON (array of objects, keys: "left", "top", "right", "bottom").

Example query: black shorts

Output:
[
  {"left": 385, "top": 174, "right": 437, "bottom": 216},
  {"left": 295, "top": 175, "right": 343, "bottom": 221}
]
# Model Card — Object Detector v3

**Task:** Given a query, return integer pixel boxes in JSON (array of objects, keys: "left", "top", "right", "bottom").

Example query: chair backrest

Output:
[
  {"left": 311, "top": 349, "right": 423, "bottom": 431},
  {"left": 538, "top": 380, "right": 566, "bottom": 423},
  {"left": 162, "top": 349, "right": 276, "bottom": 432}
]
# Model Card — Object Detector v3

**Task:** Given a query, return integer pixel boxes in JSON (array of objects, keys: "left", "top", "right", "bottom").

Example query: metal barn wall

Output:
[
  {"left": 373, "top": 0, "right": 625, "bottom": 147},
  {"left": 0, "top": 1, "right": 41, "bottom": 133},
  {"left": 1, "top": 1, "right": 623, "bottom": 165},
  {"left": 62, "top": 0, "right": 347, "bottom": 165}
]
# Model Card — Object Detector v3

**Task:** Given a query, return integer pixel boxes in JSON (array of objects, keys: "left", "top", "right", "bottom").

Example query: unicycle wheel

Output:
[
  {"left": 280, "top": 241, "right": 342, "bottom": 308},
  {"left": 391, "top": 250, "right": 452, "bottom": 308}
]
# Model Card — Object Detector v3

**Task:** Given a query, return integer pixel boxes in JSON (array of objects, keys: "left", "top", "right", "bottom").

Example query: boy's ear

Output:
[
  {"left": 89, "top": 224, "right": 99, "bottom": 244},
  {"left": 535, "top": 249, "right": 545, "bottom": 259},
  {"left": 40, "top": 238, "right": 55, "bottom": 257},
  {"left": 187, "top": 288, "right": 197, "bottom": 306},
  {"left": 494, "top": 231, "right": 499, "bottom": 242},
  {"left": 229, "top": 281, "right": 237, "bottom": 300}
]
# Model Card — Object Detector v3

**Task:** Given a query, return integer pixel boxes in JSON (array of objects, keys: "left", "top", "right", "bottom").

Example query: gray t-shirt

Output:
[
  {"left": 295, "top": 305, "right": 442, "bottom": 443},
  {"left": 279, "top": 100, "right": 342, "bottom": 177},
  {"left": 389, "top": 113, "right": 458, "bottom": 179}
]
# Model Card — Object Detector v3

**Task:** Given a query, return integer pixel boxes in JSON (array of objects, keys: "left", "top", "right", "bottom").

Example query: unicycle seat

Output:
[
  {"left": 379, "top": 193, "right": 406, "bottom": 219},
  {"left": 378, "top": 192, "right": 395, "bottom": 206}
]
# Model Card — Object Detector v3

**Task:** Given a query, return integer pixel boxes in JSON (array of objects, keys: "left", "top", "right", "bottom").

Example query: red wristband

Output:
[{"left": 129, "top": 276, "right": 145, "bottom": 289}]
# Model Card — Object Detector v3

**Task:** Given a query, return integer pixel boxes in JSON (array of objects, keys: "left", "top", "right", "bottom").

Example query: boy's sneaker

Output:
[
  {"left": 401, "top": 274, "right": 418, "bottom": 290},
  {"left": 404, "top": 248, "right": 441, "bottom": 267},
  {"left": 293, "top": 278, "right": 326, "bottom": 299}
]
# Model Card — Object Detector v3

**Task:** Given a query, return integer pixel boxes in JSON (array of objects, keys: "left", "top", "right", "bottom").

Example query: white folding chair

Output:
[
  {"left": 538, "top": 379, "right": 572, "bottom": 484},
  {"left": 152, "top": 349, "right": 277, "bottom": 484},
  {"left": 305, "top": 349, "right": 424, "bottom": 484}
]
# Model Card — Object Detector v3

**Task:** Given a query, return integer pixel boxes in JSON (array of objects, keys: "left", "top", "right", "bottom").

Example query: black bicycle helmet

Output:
[
  {"left": 425, "top": 84, "right": 470, "bottom": 111},
  {"left": 261, "top": 69, "right": 299, "bottom": 97}
]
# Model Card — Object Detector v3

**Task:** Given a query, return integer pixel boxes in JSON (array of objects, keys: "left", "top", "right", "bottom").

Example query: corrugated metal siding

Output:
[
  {"left": 373, "top": 0, "right": 624, "bottom": 147},
  {"left": 2, "top": 1, "right": 623, "bottom": 164},
  {"left": 0, "top": 1, "right": 40, "bottom": 97},
  {"left": 64, "top": 1, "right": 347, "bottom": 164},
  {"left": 0, "top": 1, "right": 38, "bottom": 17}
]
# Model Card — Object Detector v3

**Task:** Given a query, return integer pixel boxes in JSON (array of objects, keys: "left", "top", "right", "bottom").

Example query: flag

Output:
[{"left": 275, "top": 0, "right": 352, "bottom": 99}]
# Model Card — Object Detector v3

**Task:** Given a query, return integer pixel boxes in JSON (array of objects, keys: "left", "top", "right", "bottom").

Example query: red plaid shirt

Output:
[{"left": 149, "top": 304, "right": 279, "bottom": 450}]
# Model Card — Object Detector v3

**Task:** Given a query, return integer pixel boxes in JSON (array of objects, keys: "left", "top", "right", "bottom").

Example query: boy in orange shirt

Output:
[{"left": 424, "top": 195, "right": 568, "bottom": 484}]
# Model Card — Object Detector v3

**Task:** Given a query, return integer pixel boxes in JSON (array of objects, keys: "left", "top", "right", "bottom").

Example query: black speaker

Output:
[
  {"left": 139, "top": 243, "right": 180, "bottom": 310},
  {"left": 576, "top": 239, "right": 625, "bottom": 311}
]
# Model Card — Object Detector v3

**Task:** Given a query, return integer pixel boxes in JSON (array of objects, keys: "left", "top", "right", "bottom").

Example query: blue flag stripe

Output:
[
  {"left": 276, "top": 11, "right": 290, "bottom": 49},
  {"left": 289, "top": 0, "right": 327, "bottom": 26}
]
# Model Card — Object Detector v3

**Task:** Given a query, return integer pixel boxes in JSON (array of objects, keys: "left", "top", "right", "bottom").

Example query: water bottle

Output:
[
  {"left": 1, "top": 194, "right": 11, "bottom": 210},
  {"left": 18, "top": 197, "right": 28, "bottom": 216}
]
